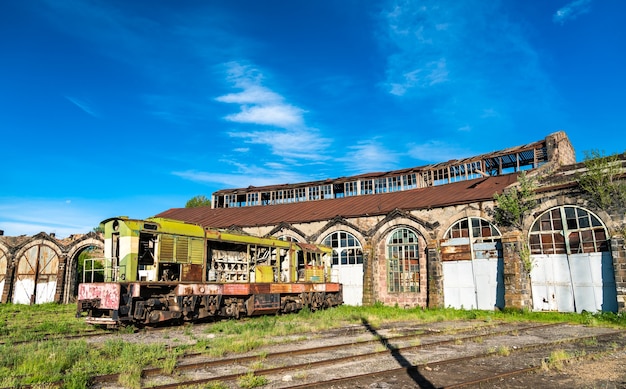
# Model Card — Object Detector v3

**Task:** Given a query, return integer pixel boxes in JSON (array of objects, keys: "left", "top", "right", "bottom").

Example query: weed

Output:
[
  {"left": 496, "top": 345, "right": 510, "bottom": 356},
  {"left": 471, "top": 336, "right": 484, "bottom": 344},
  {"left": 581, "top": 337, "right": 598, "bottom": 346},
  {"left": 237, "top": 372, "right": 269, "bottom": 388},
  {"left": 249, "top": 355, "right": 267, "bottom": 370},
  {"left": 542, "top": 349, "right": 573, "bottom": 371}
]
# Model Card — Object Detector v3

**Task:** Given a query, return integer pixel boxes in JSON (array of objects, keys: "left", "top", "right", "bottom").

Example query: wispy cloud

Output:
[
  {"left": 553, "top": 0, "right": 592, "bottom": 25},
  {"left": 65, "top": 96, "right": 99, "bottom": 117},
  {"left": 379, "top": 0, "right": 555, "bottom": 137},
  {"left": 338, "top": 139, "right": 400, "bottom": 174},
  {"left": 388, "top": 58, "right": 449, "bottom": 96},
  {"left": 173, "top": 163, "right": 309, "bottom": 188},
  {"left": 217, "top": 62, "right": 306, "bottom": 129},
  {"left": 217, "top": 61, "right": 331, "bottom": 160}
]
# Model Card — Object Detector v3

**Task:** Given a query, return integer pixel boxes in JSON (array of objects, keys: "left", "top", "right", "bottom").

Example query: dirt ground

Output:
[{"left": 90, "top": 320, "right": 626, "bottom": 389}]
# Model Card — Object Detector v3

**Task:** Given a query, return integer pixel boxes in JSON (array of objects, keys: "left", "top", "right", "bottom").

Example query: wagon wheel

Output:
[{"left": 312, "top": 292, "right": 325, "bottom": 310}]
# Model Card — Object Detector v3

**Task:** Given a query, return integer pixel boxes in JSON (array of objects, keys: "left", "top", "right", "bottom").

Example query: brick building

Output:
[
  {"left": 158, "top": 131, "right": 626, "bottom": 313},
  {"left": 1, "top": 131, "right": 624, "bottom": 312}
]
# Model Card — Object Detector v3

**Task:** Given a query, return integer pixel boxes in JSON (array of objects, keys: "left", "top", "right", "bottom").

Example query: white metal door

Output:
[
  {"left": 531, "top": 254, "right": 575, "bottom": 312},
  {"left": 442, "top": 240, "right": 503, "bottom": 310},
  {"left": 443, "top": 260, "right": 476, "bottom": 309},
  {"left": 569, "top": 252, "right": 618, "bottom": 312},
  {"left": 332, "top": 264, "right": 363, "bottom": 306},
  {"left": 531, "top": 252, "right": 617, "bottom": 313}
]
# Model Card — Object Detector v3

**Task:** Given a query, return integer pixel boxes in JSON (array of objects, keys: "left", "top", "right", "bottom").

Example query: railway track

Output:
[{"left": 87, "top": 321, "right": 625, "bottom": 388}]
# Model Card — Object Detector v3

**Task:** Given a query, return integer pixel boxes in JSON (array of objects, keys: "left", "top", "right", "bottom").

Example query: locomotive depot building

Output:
[{"left": 1, "top": 131, "right": 625, "bottom": 314}]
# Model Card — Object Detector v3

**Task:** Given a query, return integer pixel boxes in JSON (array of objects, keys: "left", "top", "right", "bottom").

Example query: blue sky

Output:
[{"left": 1, "top": 0, "right": 625, "bottom": 238}]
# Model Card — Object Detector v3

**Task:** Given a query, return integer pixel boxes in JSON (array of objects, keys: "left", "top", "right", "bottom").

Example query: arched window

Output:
[
  {"left": 387, "top": 228, "right": 419, "bottom": 293},
  {"left": 322, "top": 231, "right": 363, "bottom": 266},
  {"left": 529, "top": 206, "right": 609, "bottom": 255},
  {"left": 445, "top": 217, "right": 501, "bottom": 241},
  {"left": 278, "top": 235, "right": 299, "bottom": 242}
]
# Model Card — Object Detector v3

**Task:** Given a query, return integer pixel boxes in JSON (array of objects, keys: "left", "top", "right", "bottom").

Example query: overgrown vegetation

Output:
[
  {"left": 1, "top": 302, "right": 625, "bottom": 388},
  {"left": 492, "top": 171, "right": 537, "bottom": 272},
  {"left": 577, "top": 150, "right": 626, "bottom": 211},
  {"left": 541, "top": 349, "right": 575, "bottom": 371},
  {"left": 493, "top": 171, "right": 537, "bottom": 229}
]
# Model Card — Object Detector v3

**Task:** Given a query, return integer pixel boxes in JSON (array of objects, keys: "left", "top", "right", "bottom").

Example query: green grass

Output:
[{"left": 0, "top": 302, "right": 624, "bottom": 388}]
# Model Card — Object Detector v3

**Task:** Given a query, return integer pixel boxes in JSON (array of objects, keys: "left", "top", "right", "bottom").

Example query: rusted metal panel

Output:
[
  {"left": 181, "top": 264, "right": 203, "bottom": 282},
  {"left": 474, "top": 242, "right": 500, "bottom": 259},
  {"left": 441, "top": 244, "right": 472, "bottom": 261},
  {"left": 249, "top": 283, "right": 272, "bottom": 294},
  {"left": 246, "top": 293, "right": 280, "bottom": 315},
  {"left": 271, "top": 283, "right": 304, "bottom": 293},
  {"left": 78, "top": 283, "right": 121, "bottom": 310},
  {"left": 223, "top": 283, "right": 252, "bottom": 295},
  {"left": 175, "top": 283, "right": 222, "bottom": 295},
  {"left": 324, "top": 283, "right": 341, "bottom": 292}
]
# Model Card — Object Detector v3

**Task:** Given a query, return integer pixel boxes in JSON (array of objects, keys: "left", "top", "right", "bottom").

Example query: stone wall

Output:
[{"left": 0, "top": 232, "right": 103, "bottom": 304}]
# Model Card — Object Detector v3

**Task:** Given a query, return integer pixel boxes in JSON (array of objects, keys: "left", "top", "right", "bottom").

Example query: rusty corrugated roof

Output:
[{"left": 156, "top": 173, "right": 519, "bottom": 229}]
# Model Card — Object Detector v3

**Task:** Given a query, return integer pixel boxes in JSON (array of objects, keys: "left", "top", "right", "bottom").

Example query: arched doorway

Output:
[
  {"left": 322, "top": 231, "right": 363, "bottom": 306},
  {"left": 529, "top": 206, "right": 617, "bottom": 312},
  {"left": 441, "top": 217, "right": 504, "bottom": 310},
  {"left": 13, "top": 242, "right": 61, "bottom": 304}
]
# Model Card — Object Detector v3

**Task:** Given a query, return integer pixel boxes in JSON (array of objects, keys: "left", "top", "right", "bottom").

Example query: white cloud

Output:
[
  {"left": 227, "top": 128, "right": 329, "bottom": 160},
  {"left": 553, "top": 0, "right": 592, "bottom": 25},
  {"left": 217, "top": 61, "right": 331, "bottom": 160},
  {"left": 338, "top": 139, "right": 399, "bottom": 174},
  {"left": 216, "top": 85, "right": 283, "bottom": 105},
  {"left": 224, "top": 104, "right": 304, "bottom": 128},
  {"left": 217, "top": 62, "right": 306, "bottom": 129}
]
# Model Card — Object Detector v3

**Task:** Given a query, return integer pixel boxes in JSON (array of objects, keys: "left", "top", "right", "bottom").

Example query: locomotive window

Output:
[{"left": 138, "top": 233, "right": 156, "bottom": 265}]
